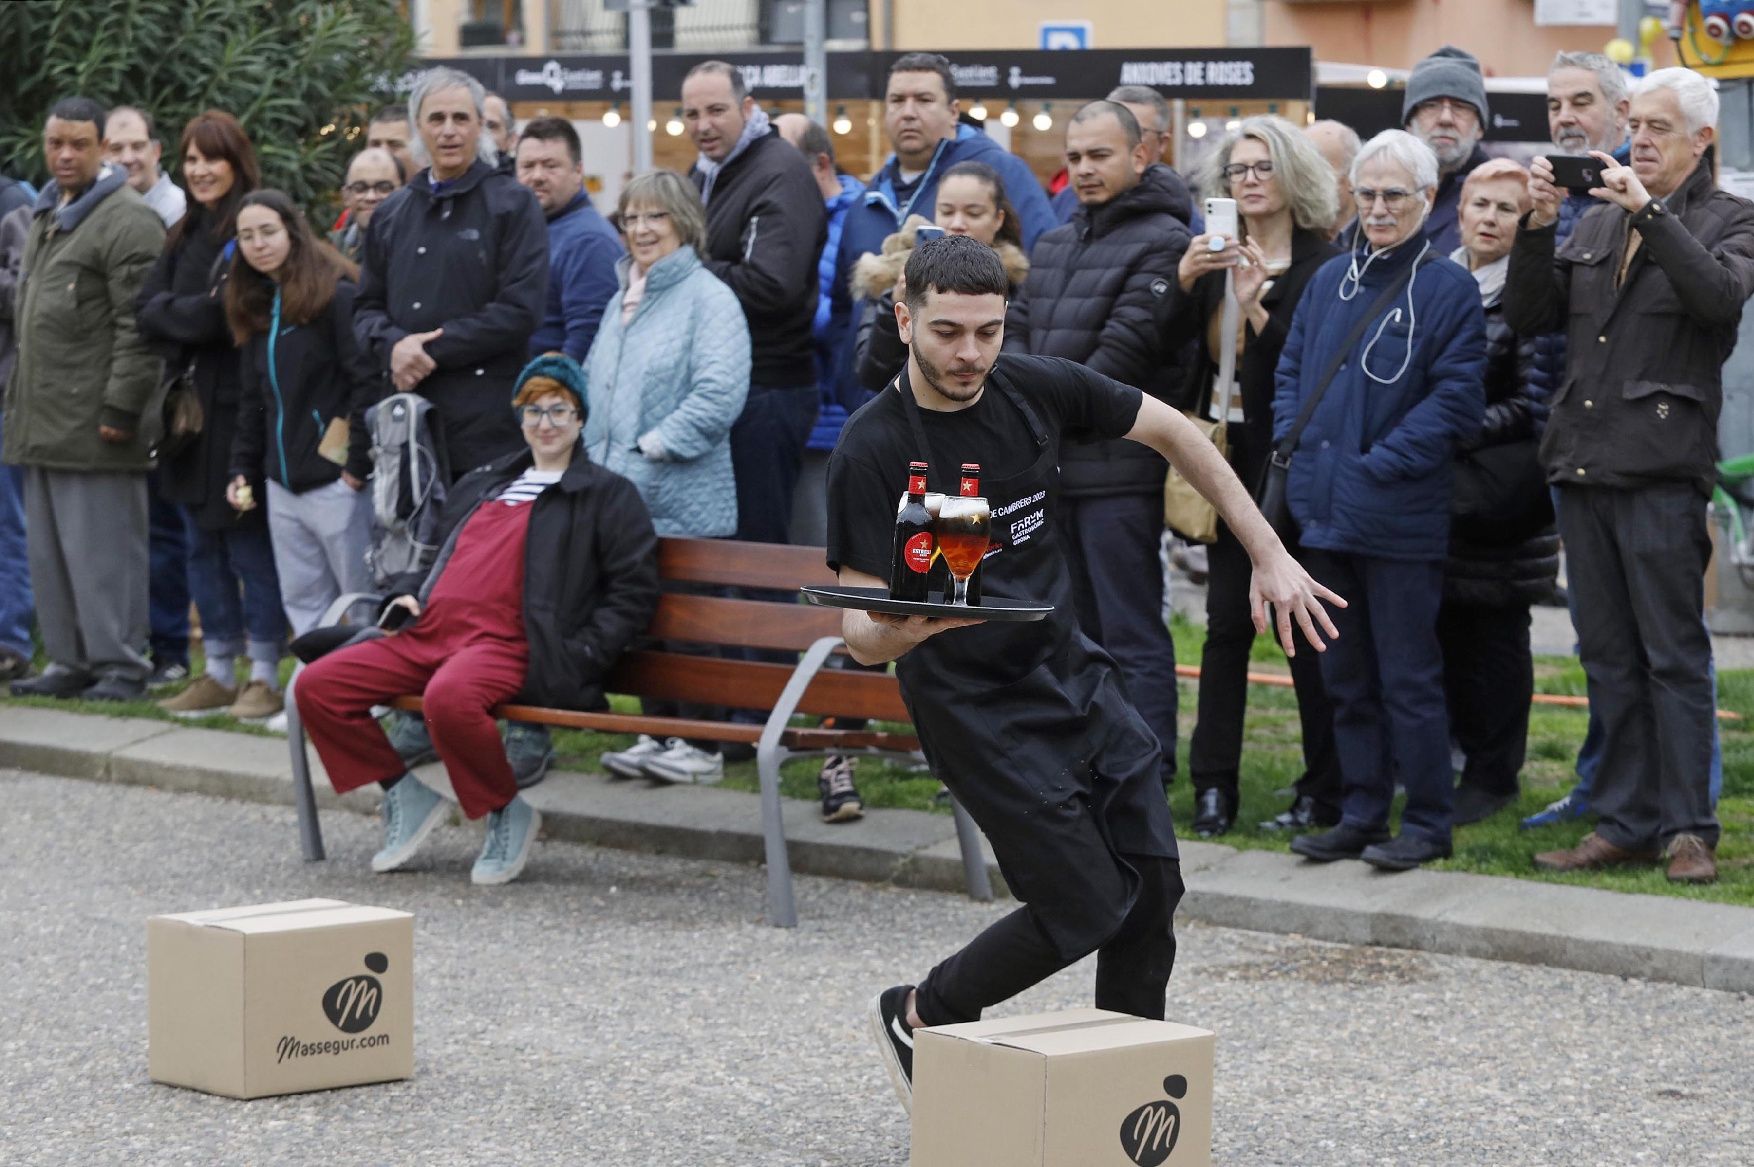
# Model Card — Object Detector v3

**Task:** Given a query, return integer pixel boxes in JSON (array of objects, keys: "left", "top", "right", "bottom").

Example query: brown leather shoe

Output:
[
  {"left": 1665, "top": 834, "right": 1718, "bottom": 884},
  {"left": 1533, "top": 831, "right": 1661, "bottom": 872}
]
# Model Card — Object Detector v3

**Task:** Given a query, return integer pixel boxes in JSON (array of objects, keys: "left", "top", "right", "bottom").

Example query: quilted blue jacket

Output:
[
  {"left": 1272, "top": 240, "right": 1486, "bottom": 562},
  {"left": 583, "top": 246, "right": 751, "bottom": 537}
]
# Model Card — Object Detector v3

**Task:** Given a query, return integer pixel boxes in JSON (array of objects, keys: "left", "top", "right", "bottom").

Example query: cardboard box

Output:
[
  {"left": 911, "top": 1008, "right": 1215, "bottom": 1167},
  {"left": 148, "top": 898, "right": 413, "bottom": 1099}
]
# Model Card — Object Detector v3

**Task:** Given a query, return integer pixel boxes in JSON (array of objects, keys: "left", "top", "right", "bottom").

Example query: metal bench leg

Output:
[
  {"left": 756, "top": 635, "right": 843, "bottom": 927},
  {"left": 950, "top": 795, "right": 993, "bottom": 901},
  {"left": 286, "top": 672, "right": 325, "bottom": 861}
]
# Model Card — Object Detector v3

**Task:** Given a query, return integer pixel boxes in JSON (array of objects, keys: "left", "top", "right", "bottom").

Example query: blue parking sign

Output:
[{"left": 1040, "top": 21, "right": 1092, "bottom": 50}]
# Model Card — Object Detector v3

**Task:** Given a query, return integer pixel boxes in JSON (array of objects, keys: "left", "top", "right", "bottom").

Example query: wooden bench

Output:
[{"left": 285, "top": 537, "right": 992, "bottom": 925}]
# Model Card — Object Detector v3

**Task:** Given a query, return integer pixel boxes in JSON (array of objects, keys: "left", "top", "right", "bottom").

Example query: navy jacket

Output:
[
  {"left": 1272, "top": 240, "right": 1486, "bottom": 561},
  {"left": 807, "top": 174, "right": 865, "bottom": 452},
  {"left": 1423, "top": 144, "right": 1490, "bottom": 255},
  {"left": 530, "top": 191, "right": 621, "bottom": 363}
]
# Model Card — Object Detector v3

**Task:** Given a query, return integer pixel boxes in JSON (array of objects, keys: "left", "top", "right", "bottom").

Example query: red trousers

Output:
[{"left": 295, "top": 626, "right": 527, "bottom": 820}]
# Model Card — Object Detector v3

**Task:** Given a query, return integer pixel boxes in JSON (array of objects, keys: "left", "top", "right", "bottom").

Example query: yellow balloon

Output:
[
  {"left": 1605, "top": 37, "right": 1634, "bottom": 66},
  {"left": 1639, "top": 16, "right": 1664, "bottom": 52}
]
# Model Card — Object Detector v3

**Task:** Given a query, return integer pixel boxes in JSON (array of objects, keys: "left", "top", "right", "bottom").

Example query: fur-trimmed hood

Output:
[{"left": 851, "top": 215, "right": 1030, "bottom": 300}]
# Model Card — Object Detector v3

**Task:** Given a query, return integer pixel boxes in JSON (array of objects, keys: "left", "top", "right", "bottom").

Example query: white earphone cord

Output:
[{"left": 1340, "top": 232, "right": 1430, "bottom": 386}]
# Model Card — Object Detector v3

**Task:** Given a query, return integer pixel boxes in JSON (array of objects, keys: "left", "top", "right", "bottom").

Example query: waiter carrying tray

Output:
[{"left": 826, "top": 235, "right": 1344, "bottom": 1111}]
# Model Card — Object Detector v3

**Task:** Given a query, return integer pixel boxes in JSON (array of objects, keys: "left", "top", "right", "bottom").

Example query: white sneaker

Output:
[
  {"left": 640, "top": 738, "right": 724, "bottom": 785},
  {"left": 601, "top": 734, "right": 667, "bottom": 779}
]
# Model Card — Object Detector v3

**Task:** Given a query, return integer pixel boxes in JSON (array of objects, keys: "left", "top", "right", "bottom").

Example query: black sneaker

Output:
[
  {"left": 1361, "top": 833, "right": 1453, "bottom": 872},
  {"left": 867, "top": 985, "right": 916, "bottom": 1113},
  {"left": 11, "top": 668, "right": 93, "bottom": 699},
  {"left": 82, "top": 674, "right": 146, "bottom": 702},
  {"left": 818, "top": 754, "right": 864, "bottom": 823},
  {"left": 146, "top": 660, "right": 190, "bottom": 691}
]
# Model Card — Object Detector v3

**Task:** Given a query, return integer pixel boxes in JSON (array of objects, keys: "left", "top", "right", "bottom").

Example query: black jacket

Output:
[
  {"left": 389, "top": 446, "right": 660, "bottom": 711},
  {"left": 1003, "top": 165, "right": 1193, "bottom": 496},
  {"left": 1505, "top": 158, "right": 1754, "bottom": 496},
  {"left": 1158, "top": 226, "right": 1337, "bottom": 488},
  {"left": 353, "top": 162, "right": 549, "bottom": 478},
  {"left": 231, "top": 280, "right": 380, "bottom": 493},
  {"left": 690, "top": 129, "right": 827, "bottom": 388},
  {"left": 1444, "top": 292, "right": 1560, "bottom": 608},
  {"left": 136, "top": 215, "right": 261, "bottom": 532}
]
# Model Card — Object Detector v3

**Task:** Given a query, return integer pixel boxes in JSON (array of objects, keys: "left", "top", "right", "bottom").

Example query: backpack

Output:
[{"left": 365, "top": 392, "right": 450, "bottom": 588}]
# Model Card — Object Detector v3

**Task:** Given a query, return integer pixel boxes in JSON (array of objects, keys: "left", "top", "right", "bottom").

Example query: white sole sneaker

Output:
[
  {"left": 371, "top": 792, "right": 451, "bottom": 874},
  {"left": 867, "top": 990, "right": 914, "bottom": 1115},
  {"left": 472, "top": 806, "right": 541, "bottom": 886}
]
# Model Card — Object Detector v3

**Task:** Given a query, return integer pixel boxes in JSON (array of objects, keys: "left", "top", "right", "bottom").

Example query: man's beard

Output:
[
  {"left": 912, "top": 342, "right": 989, "bottom": 403},
  {"left": 1431, "top": 131, "right": 1480, "bottom": 170},
  {"left": 1554, "top": 127, "right": 1592, "bottom": 154}
]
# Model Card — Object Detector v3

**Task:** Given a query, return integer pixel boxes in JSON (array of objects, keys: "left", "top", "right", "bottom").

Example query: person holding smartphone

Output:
[
  {"left": 294, "top": 355, "right": 660, "bottom": 885},
  {"left": 1158, "top": 115, "right": 1344, "bottom": 838}
]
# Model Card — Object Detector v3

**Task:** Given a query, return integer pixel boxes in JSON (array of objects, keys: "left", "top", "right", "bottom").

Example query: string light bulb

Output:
[
  {"left": 1032, "top": 104, "right": 1053, "bottom": 132},
  {"left": 666, "top": 108, "right": 685, "bottom": 136},
  {"left": 603, "top": 103, "right": 621, "bottom": 128},
  {"left": 1188, "top": 120, "right": 1209, "bottom": 140},
  {"left": 1000, "top": 104, "right": 1020, "bottom": 128},
  {"left": 969, "top": 100, "right": 990, "bottom": 121},
  {"left": 832, "top": 105, "right": 852, "bottom": 135},
  {"left": 1366, "top": 69, "right": 1389, "bottom": 90}
]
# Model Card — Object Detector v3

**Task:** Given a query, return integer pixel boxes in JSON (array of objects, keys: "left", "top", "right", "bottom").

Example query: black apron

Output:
[{"left": 893, "top": 366, "right": 1179, "bottom": 961}]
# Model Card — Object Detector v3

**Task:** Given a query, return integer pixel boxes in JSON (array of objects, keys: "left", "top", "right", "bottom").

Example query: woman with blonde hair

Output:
[{"left": 1159, "top": 114, "right": 1343, "bottom": 838}]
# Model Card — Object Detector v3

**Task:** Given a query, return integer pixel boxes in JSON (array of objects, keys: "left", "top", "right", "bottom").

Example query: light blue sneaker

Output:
[
  {"left": 472, "top": 795, "right": 542, "bottom": 885},
  {"left": 371, "top": 775, "right": 449, "bottom": 873},
  {"left": 1519, "top": 790, "right": 1593, "bottom": 831}
]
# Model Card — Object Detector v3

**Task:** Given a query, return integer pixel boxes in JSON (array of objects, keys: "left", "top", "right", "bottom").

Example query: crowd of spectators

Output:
[{"left": 2, "top": 44, "right": 1748, "bottom": 885}]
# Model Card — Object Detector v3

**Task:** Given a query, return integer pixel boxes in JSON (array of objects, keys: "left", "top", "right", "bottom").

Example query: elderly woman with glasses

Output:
[
  {"left": 1272, "top": 129, "right": 1487, "bottom": 872},
  {"left": 294, "top": 354, "right": 660, "bottom": 885}
]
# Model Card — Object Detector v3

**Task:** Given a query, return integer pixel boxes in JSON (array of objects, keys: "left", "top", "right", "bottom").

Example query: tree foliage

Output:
[{"left": 0, "top": 0, "right": 418, "bottom": 220}]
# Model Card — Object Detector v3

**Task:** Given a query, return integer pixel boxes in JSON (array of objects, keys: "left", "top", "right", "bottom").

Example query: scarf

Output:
[
  {"left": 695, "top": 106, "right": 771, "bottom": 206},
  {"left": 1452, "top": 245, "right": 1508, "bottom": 307}
]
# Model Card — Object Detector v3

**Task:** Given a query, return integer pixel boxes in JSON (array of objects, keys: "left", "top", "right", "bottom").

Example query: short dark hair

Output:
[
  {"left": 48, "top": 97, "right": 106, "bottom": 138},
  {"left": 518, "top": 115, "right": 581, "bottom": 164},
  {"left": 1071, "top": 100, "right": 1141, "bottom": 149},
  {"left": 794, "top": 118, "right": 833, "bottom": 165},
  {"left": 107, "top": 104, "right": 158, "bottom": 143},
  {"left": 903, "top": 234, "right": 1008, "bottom": 312},
  {"left": 889, "top": 53, "right": 957, "bottom": 103},
  {"left": 370, "top": 105, "right": 409, "bottom": 127},
  {"left": 685, "top": 60, "right": 748, "bottom": 103}
]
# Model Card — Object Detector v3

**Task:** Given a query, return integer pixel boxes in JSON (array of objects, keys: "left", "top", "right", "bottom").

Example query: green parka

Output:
[{"left": 2, "top": 169, "right": 165, "bottom": 471}]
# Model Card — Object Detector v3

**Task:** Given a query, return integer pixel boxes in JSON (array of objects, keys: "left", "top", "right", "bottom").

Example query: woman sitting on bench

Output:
[{"left": 294, "top": 354, "right": 660, "bottom": 885}]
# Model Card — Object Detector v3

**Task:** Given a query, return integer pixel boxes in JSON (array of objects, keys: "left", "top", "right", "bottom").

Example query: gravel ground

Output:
[{"left": 2, "top": 769, "right": 1751, "bottom": 1166}]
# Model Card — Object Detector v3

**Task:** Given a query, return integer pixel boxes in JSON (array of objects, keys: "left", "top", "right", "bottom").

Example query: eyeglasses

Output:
[
  {"left": 518, "top": 404, "right": 579, "bottom": 428},
  {"left": 621, "top": 210, "right": 670, "bottom": 228},
  {"left": 1353, "top": 187, "right": 1416, "bottom": 210},
  {"left": 1412, "top": 97, "right": 1479, "bottom": 123},
  {"left": 344, "top": 180, "right": 398, "bottom": 196},
  {"left": 1223, "top": 160, "right": 1275, "bottom": 182}
]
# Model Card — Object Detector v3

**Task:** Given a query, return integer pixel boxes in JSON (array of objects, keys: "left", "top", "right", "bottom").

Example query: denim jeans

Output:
[
  {"left": 0, "top": 413, "right": 33, "bottom": 657},
  {"left": 148, "top": 474, "right": 193, "bottom": 666},
  {"left": 186, "top": 516, "right": 286, "bottom": 671}
]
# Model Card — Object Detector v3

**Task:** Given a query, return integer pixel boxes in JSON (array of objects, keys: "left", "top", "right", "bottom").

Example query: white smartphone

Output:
[{"left": 1204, "top": 196, "right": 1238, "bottom": 244}]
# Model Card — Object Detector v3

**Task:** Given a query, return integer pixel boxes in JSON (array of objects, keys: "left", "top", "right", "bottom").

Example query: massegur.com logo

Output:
[
  {"left": 276, "top": 952, "right": 394, "bottom": 1064},
  {"left": 1119, "top": 1075, "right": 1189, "bottom": 1166}
]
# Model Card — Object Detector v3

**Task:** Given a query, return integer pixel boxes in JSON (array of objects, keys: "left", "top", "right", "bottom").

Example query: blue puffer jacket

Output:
[
  {"left": 808, "top": 173, "right": 865, "bottom": 453},
  {"left": 583, "top": 246, "right": 751, "bottom": 538},
  {"left": 1273, "top": 239, "right": 1487, "bottom": 562}
]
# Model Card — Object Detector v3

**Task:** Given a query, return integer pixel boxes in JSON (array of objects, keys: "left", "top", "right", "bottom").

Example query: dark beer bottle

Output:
[
  {"left": 959, "top": 463, "right": 983, "bottom": 604},
  {"left": 890, "top": 461, "right": 934, "bottom": 601}
]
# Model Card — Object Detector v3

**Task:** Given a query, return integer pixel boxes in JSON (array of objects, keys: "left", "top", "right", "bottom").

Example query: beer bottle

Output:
[
  {"left": 890, "top": 461, "right": 934, "bottom": 602},
  {"left": 959, "top": 463, "right": 983, "bottom": 604}
]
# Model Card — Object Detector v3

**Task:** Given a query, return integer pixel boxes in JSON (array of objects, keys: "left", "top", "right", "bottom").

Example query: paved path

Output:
[{"left": 2, "top": 771, "right": 1751, "bottom": 1165}]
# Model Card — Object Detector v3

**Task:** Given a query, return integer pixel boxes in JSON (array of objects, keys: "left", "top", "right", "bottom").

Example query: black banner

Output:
[
  {"left": 421, "top": 46, "right": 1314, "bottom": 104},
  {"left": 1313, "top": 86, "right": 1553, "bottom": 145}
]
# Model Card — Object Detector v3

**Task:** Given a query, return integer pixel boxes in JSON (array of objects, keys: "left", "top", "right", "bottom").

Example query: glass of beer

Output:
[{"left": 936, "top": 495, "right": 991, "bottom": 606}]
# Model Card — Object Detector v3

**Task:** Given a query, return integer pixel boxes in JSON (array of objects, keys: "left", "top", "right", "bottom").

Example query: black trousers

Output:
[
  {"left": 914, "top": 855, "right": 1184, "bottom": 1026},
  {"left": 1437, "top": 599, "right": 1532, "bottom": 798},
  {"left": 1557, "top": 484, "right": 1718, "bottom": 849},
  {"left": 1188, "top": 516, "right": 1341, "bottom": 815},
  {"left": 1063, "top": 493, "right": 1179, "bottom": 783}
]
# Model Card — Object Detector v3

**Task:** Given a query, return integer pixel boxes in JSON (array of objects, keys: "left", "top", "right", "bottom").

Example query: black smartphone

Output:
[
  {"left": 1547, "top": 155, "right": 1602, "bottom": 194},
  {"left": 915, "top": 225, "right": 947, "bottom": 244},
  {"left": 377, "top": 602, "right": 415, "bottom": 631}
]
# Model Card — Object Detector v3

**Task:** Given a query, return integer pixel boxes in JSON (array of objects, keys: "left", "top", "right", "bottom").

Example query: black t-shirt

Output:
[{"left": 827, "top": 354, "right": 1143, "bottom": 583}]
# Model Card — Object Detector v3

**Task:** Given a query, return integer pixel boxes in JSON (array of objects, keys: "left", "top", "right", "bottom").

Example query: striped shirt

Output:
[{"left": 496, "top": 469, "right": 562, "bottom": 507}]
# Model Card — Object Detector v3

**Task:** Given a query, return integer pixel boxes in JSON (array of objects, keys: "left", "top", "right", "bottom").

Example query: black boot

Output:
[
  {"left": 1361, "top": 833, "right": 1453, "bottom": 871},
  {"left": 1452, "top": 783, "right": 1516, "bottom": 826}
]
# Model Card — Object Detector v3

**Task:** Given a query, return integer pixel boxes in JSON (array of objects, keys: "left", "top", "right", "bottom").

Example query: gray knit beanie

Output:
[{"left": 1402, "top": 45, "right": 1489, "bottom": 127}]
